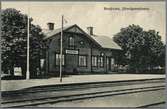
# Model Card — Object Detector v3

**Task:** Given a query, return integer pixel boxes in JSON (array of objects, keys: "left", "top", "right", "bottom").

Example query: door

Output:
[
  {"left": 107, "top": 57, "right": 111, "bottom": 71},
  {"left": 65, "top": 54, "right": 78, "bottom": 73},
  {"left": 107, "top": 57, "right": 114, "bottom": 71}
]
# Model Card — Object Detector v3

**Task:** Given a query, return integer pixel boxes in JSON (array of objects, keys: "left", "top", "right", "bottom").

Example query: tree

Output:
[
  {"left": 113, "top": 24, "right": 165, "bottom": 73},
  {"left": 2, "top": 8, "right": 45, "bottom": 78}
]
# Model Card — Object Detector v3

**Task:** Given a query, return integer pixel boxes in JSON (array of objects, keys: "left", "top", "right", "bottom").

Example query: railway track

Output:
[
  {"left": 1, "top": 78, "right": 165, "bottom": 107},
  {"left": 137, "top": 101, "right": 165, "bottom": 108}
]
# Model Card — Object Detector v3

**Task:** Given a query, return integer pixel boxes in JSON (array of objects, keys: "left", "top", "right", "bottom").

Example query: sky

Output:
[{"left": 2, "top": 1, "right": 166, "bottom": 43}]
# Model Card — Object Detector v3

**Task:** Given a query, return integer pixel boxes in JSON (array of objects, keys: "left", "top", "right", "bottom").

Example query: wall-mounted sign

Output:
[
  {"left": 14, "top": 67, "right": 22, "bottom": 76},
  {"left": 66, "top": 49, "right": 78, "bottom": 54}
]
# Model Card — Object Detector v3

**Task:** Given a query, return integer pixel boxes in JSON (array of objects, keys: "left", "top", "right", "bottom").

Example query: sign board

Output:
[
  {"left": 14, "top": 67, "right": 22, "bottom": 76},
  {"left": 66, "top": 49, "right": 78, "bottom": 55}
]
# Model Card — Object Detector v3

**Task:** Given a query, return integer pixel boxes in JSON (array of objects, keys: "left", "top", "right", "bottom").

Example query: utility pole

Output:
[
  {"left": 26, "top": 1, "right": 30, "bottom": 80},
  {"left": 60, "top": 15, "right": 63, "bottom": 82}
]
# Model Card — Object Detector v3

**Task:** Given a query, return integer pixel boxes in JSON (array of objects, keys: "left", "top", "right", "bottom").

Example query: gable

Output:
[
  {"left": 43, "top": 24, "right": 102, "bottom": 48},
  {"left": 65, "top": 26, "right": 85, "bottom": 34}
]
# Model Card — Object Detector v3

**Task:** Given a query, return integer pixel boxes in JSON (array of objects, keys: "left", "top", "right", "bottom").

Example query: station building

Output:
[{"left": 43, "top": 23, "right": 122, "bottom": 76}]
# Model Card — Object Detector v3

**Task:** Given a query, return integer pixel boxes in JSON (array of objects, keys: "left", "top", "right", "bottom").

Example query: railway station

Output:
[{"left": 43, "top": 23, "right": 122, "bottom": 76}]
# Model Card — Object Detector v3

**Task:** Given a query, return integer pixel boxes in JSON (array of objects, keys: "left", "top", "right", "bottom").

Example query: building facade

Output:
[{"left": 43, "top": 23, "right": 122, "bottom": 76}]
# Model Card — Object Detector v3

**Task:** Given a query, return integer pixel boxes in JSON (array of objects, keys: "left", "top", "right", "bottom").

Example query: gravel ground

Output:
[{"left": 37, "top": 89, "right": 165, "bottom": 107}]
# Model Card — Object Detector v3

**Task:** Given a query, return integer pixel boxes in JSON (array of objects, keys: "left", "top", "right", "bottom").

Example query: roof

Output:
[
  {"left": 42, "top": 25, "right": 73, "bottom": 40},
  {"left": 91, "top": 35, "right": 122, "bottom": 50},
  {"left": 42, "top": 24, "right": 122, "bottom": 50}
]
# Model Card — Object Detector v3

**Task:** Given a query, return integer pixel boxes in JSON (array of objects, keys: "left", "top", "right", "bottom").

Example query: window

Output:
[
  {"left": 79, "top": 55, "right": 87, "bottom": 67},
  {"left": 98, "top": 56, "right": 104, "bottom": 67},
  {"left": 111, "top": 58, "right": 114, "bottom": 65},
  {"left": 107, "top": 57, "right": 109, "bottom": 65},
  {"left": 92, "top": 56, "right": 97, "bottom": 67},
  {"left": 55, "top": 54, "right": 64, "bottom": 66},
  {"left": 80, "top": 41, "right": 84, "bottom": 45},
  {"left": 69, "top": 36, "right": 75, "bottom": 47},
  {"left": 101, "top": 52, "right": 104, "bottom": 56}
]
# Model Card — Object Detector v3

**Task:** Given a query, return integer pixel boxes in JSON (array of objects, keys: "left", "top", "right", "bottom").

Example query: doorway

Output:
[
  {"left": 107, "top": 57, "right": 114, "bottom": 71},
  {"left": 65, "top": 54, "right": 78, "bottom": 73}
]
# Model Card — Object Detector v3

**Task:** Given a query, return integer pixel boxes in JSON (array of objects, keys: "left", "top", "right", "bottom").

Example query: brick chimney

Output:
[
  {"left": 87, "top": 26, "right": 94, "bottom": 35},
  {"left": 47, "top": 22, "right": 54, "bottom": 30}
]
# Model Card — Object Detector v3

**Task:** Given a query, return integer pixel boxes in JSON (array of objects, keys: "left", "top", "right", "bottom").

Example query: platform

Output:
[{"left": 1, "top": 74, "right": 165, "bottom": 92}]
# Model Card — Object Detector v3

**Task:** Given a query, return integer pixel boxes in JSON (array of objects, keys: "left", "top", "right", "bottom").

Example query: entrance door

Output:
[
  {"left": 107, "top": 57, "right": 111, "bottom": 71},
  {"left": 107, "top": 57, "right": 114, "bottom": 71},
  {"left": 65, "top": 54, "right": 78, "bottom": 73}
]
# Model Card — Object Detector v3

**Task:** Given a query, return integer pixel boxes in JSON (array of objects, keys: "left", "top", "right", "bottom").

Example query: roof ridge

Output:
[{"left": 42, "top": 24, "right": 121, "bottom": 50}]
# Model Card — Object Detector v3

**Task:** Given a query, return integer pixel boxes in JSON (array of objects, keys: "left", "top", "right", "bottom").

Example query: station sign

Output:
[{"left": 66, "top": 49, "right": 78, "bottom": 54}]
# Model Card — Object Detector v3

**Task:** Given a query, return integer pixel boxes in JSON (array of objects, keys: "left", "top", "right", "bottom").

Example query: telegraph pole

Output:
[
  {"left": 60, "top": 15, "right": 63, "bottom": 82},
  {"left": 26, "top": 1, "right": 30, "bottom": 80}
]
